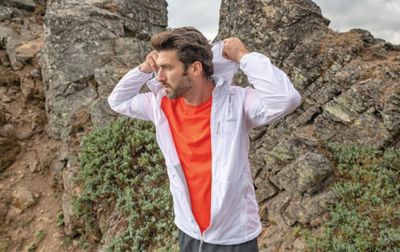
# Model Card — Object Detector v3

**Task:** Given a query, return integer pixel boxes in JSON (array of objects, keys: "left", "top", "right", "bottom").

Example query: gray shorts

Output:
[{"left": 178, "top": 229, "right": 259, "bottom": 252}]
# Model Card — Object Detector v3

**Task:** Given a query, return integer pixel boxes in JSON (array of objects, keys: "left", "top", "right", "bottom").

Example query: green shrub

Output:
[
  {"left": 34, "top": 230, "right": 46, "bottom": 241},
  {"left": 56, "top": 211, "right": 64, "bottom": 227},
  {"left": 306, "top": 144, "right": 400, "bottom": 251},
  {"left": 75, "top": 118, "right": 176, "bottom": 251}
]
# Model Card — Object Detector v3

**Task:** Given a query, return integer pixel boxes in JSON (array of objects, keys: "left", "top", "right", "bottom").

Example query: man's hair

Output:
[{"left": 151, "top": 27, "right": 214, "bottom": 78}]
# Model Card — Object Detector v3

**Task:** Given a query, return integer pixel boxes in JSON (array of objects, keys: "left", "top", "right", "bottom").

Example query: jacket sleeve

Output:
[
  {"left": 107, "top": 67, "right": 156, "bottom": 122},
  {"left": 241, "top": 52, "right": 301, "bottom": 128}
]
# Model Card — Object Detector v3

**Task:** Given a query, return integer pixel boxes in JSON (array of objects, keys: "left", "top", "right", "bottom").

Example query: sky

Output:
[{"left": 167, "top": 0, "right": 400, "bottom": 44}]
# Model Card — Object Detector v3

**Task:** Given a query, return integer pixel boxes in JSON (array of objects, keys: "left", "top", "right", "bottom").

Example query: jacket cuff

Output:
[
  {"left": 239, "top": 52, "right": 270, "bottom": 70},
  {"left": 134, "top": 66, "right": 155, "bottom": 79}
]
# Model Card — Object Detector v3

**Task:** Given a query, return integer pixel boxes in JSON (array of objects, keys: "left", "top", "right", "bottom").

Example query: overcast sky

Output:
[{"left": 167, "top": 0, "right": 400, "bottom": 44}]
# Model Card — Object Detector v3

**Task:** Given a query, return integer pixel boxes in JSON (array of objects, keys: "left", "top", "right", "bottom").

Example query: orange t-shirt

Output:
[{"left": 161, "top": 96, "right": 212, "bottom": 233}]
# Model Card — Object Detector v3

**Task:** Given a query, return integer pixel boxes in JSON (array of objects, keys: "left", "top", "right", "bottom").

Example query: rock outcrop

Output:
[
  {"left": 0, "top": 0, "right": 45, "bottom": 175},
  {"left": 0, "top": 1, "right": 64, "bottom": 251},
  {"left": 41, "top": 0, "right": 167, "bottom": 139},
  {"left": 1, "top": 0, "right": 168, "bottom": 250},
  {"left": 39, "top": 0, "right": 168, "bottom": 247},
  {"left": 216, "top": 0, "right": 400, "bottom": 250}
]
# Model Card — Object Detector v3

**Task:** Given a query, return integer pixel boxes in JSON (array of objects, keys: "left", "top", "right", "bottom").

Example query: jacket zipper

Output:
[
  {"left": 198, "top": 90, "right": 218, "bottom": 252},
  {"left": 198, "top": 221, "right": 211, "bottom": 252},
  {"left": 199, "top": 237, "right": 204, "bottom": 252}
]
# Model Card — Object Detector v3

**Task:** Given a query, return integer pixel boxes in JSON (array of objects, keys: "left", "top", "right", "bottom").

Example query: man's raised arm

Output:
[
  {"left": 107, "top": 52, "right": 159, "bottom": 121},
  {"left": 223, "top": 38, "right": 302, "bottom": 128}
]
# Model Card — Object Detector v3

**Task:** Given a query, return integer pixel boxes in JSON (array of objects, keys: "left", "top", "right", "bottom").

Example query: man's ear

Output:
[{"left": 189, "top": 61, "right": 203, "bottom": 78}]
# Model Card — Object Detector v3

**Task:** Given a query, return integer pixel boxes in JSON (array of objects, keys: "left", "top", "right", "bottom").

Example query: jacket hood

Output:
[{"left": 211, "top": 40, "right": 239, "bottom": 86}]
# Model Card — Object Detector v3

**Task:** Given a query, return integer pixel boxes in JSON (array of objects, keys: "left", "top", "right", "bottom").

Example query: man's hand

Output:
[
  {"left": 139, "top": 51, "right": 158, "bottom": 74},
  {"left": 222, "top": 38, "right": 249, "bottom": 62}
]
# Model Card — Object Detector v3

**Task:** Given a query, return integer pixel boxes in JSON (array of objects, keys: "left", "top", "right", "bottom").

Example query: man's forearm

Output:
[
  {"left": 107, "top": 67, "right": 153, "bottom": 113},
  {"left": 242, "top": 52, "right": 301, "bottom": 127},
  {"left": 241, "top": 52, "right": 300, "bottom": 99}
]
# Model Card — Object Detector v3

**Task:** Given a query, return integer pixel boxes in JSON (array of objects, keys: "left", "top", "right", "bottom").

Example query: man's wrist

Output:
[{"left": 237, "top": 50, "right": 250, "bottom": 62}]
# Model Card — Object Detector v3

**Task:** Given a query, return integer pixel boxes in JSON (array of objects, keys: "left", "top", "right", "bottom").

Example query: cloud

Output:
[
  {"left": 313, "top": 0, "right": 400, "bottom": 44},
  {"left": 166, "top": 0, "right": 400, "bottom": 44},
  {"left": 167, "top": 0, "right": 221, "bottom": 40}
]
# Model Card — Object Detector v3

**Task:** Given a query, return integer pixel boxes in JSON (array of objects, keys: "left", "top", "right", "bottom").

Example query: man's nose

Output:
[{"left": 157, "top": 69, "right": 166, "bottom": 82}]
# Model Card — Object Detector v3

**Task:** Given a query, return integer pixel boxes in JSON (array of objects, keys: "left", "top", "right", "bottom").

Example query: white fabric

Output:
[
  {"left": 211, "top": 41, "right": 239, "bottom": 84},
  {"left": 107, "top": 42, "right": 301, "bottom": 245}
]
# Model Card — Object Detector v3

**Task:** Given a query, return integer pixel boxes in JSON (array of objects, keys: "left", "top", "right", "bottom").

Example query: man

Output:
[{"left": 108, "top": 27, "right": 301, "bottom": 251}]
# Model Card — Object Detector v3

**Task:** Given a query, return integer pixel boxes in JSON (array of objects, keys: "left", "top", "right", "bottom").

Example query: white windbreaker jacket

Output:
[{"left": 108, "top": 41, "right": 301, "bottom": 245}]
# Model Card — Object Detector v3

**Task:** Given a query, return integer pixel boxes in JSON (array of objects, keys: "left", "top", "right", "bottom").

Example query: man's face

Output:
[{"left": 156, "top": 50, "right": 193, "bottom": 99}]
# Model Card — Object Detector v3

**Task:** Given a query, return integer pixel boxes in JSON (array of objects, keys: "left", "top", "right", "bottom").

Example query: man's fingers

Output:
[
  {"left": 139, "top": 51, "right": 159, "bottom": 73},
  {"left": 150, "top": 51, "right": 159, "bottom": 71},
  {"left": 147, "top": 57, "right": 157, "bottom": 71},
  {"left": 145, "top": 51, "right": 159, "bottom": 72},
  {"left": 222, "top": 37, "right": 249, "bottom": 62},
  {"left": 222, "top": 50, "right": 231, "bottom": 60}
]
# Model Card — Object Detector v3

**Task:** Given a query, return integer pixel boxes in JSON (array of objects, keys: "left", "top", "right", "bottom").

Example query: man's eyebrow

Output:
[{"left": 159, "top": 64, "right": 173, "bottom": 68}]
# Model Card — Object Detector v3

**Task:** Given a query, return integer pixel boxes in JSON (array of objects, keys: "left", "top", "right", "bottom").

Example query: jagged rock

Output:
[
  {"left": 258, "top": 224, "right": 293, "bottom": 251},
  {"left": 282, "top": 189, "right": 337, "bottom": 226},
  {"left": 0, "top": 50, "right": 10, "bottom": 67},
  {"left": 94, "top": 39, "right": 150, "bottom": 98},
  {"left": 0, "top": 199, "right": 10, "bottom": 230},
  {"left": 112, "top": 37, "right": 151, "bottom": 68},
  {"left": 217, "top": 0, "right": 400, "bottom": 250},
  {"left": 265, "top": 190, "right": 291, "bottom": 229},
  {"left": 11, "top": 187, "right": 35, "bottom": 212},
  {"left": 293, "top": 238, "right": 307, "bottom": 250},
  {"left": 40, "top": 0, "right": 167, "bottom": 139},
  {"left": 69, "top": 105, "right": 91, "bottom": 136},
  {"left": 0, "top": 6, "right": 22, "bottom": 22},
  {"left": 0, "top": 26, "right": 24, "bottom": 70},
  {"left": 26, "top": 146, "right": 55, "bottom": 173},
  {"left": 14, "top": 37, "right": 43, "bottom": 62},
  {"left": 0, "top": 23, "right": 43, "bottom": 70},
  {"left": 255, "top": 180, "right": 278, "bottom": 204},
  {"left": 270, "top": 152, "right": 332, "bottom": 194},
  {"left": 0, "top": 109, "right": 5, "bottom": 126},
  {"left": 44, "top": 1, "right": 167, "bottom": 239},
  {"left": 20, "top": 77, "right": 34, "bottom": 101},
  {"left": 32, "top": 117, "right": 45, "bottom": 133},
  {"left": 0, "top": 7, "right": 13, "bottom": 21},
  {"left": 61, "top": 154, "right": 81, "bottom": 236},
  {"left": 0, "top": 115, "right": 20, "bottom": 172},
  {"left": 89, "top": 38, "right": 151, "bottom": 127},
  {"left": 0, "top": 64, "right": 19, "bottom": 107},
  {"left": 0, "top": 0, "right": 37, "bottom": 12},
  {"left": 89, "top": 97, "right": 115, "bottom": 128},
  {"left": 30, "top": 68, "right": 42, "bottom": 80}
]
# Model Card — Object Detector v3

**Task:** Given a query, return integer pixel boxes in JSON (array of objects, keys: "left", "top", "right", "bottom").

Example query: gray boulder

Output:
[
  {"left": 39, "top": 0, "right": 168, "bottom": 239},
  {"left": 40, "top": 0, "right": 167, "bottom": 139}
]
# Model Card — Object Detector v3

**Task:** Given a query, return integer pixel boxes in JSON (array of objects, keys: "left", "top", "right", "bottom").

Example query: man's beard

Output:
[{"left": 163, "top": 74, "right": 193, "bottom": 99}]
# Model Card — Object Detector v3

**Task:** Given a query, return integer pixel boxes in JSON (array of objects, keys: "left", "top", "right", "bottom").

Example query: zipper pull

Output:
[
  {"left": 216, "top": 122, "right": 220, "bottom": 135},
  {"left": 199, "top": 238, "right": 204, "bottom": 252}
]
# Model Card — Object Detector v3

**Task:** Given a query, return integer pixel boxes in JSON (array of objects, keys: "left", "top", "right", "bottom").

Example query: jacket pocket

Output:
[
  {"left": 226, "top": 92, "right": 238, "bottom": 122},
  {"left": 212, "top": 174, "right": 248, "bottom": 239}
]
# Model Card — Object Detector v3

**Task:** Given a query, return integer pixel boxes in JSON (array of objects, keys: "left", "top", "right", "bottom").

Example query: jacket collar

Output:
[{"left": 146, "top": 41, "right": 239, "bottom": 94}]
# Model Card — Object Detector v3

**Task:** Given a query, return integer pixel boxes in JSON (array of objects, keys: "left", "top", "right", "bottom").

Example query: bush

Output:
[
  {"left": 75, "top": 118, "right": 176, "bottom": 251},
  {"left": 306, "top": 144, "right": 400, "bottom": 251}
]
